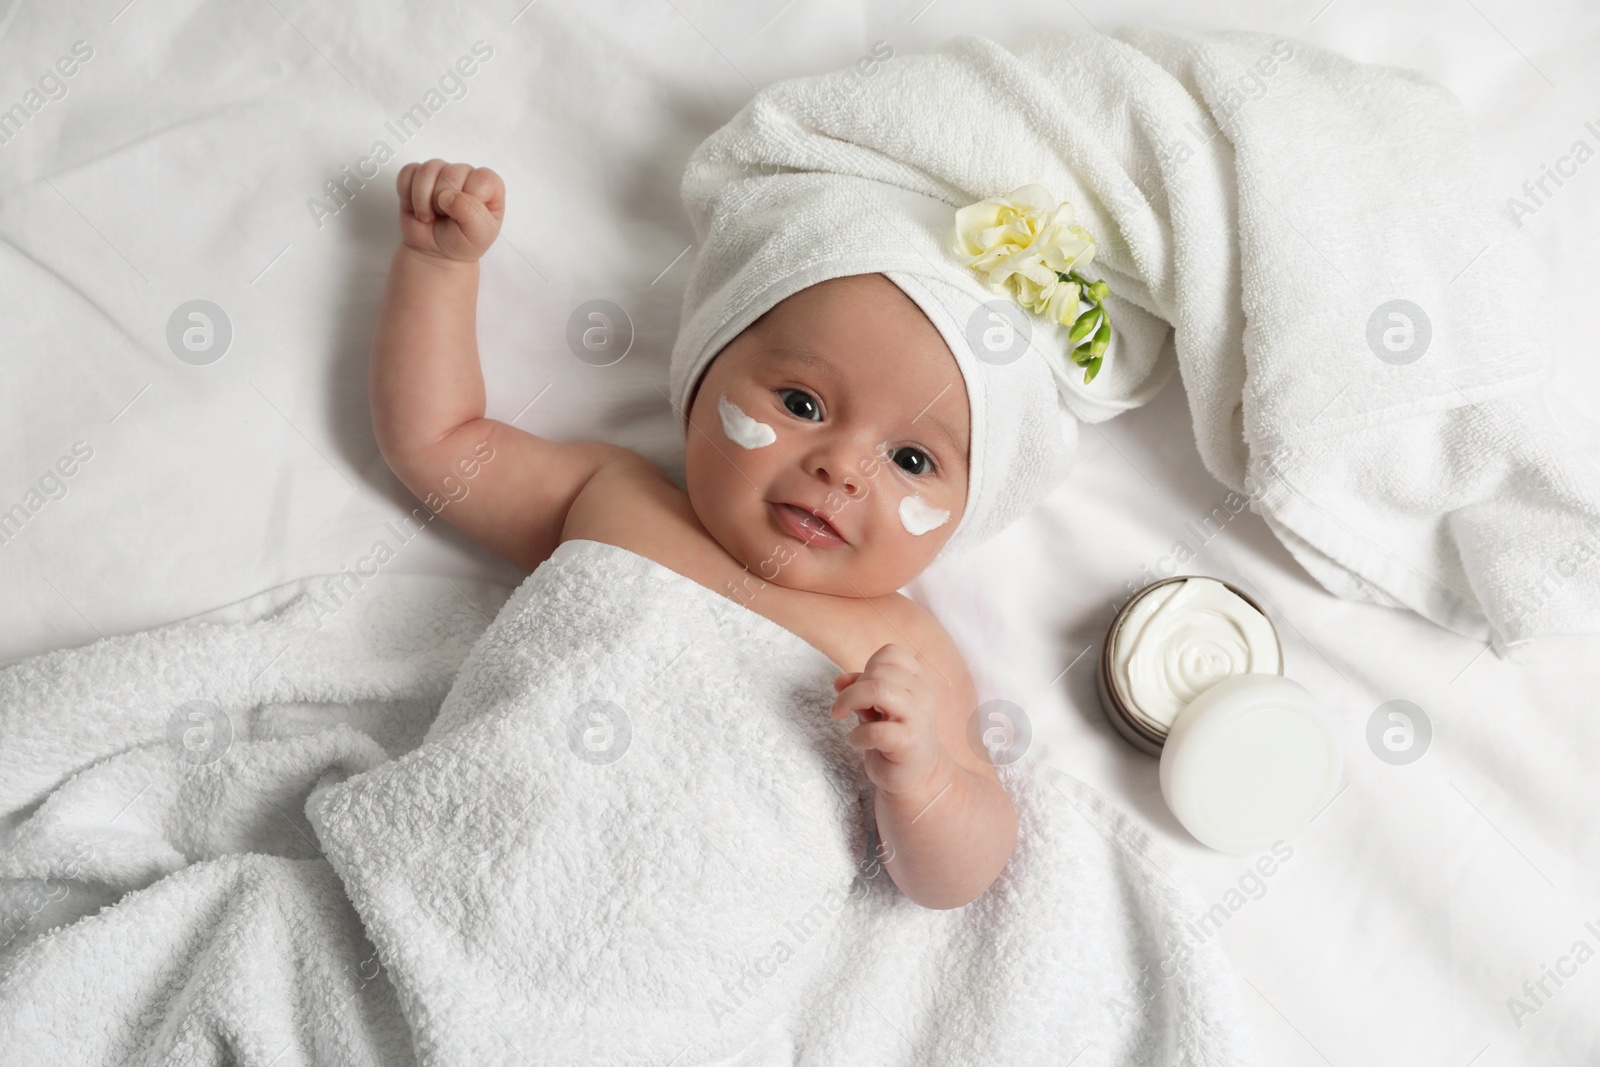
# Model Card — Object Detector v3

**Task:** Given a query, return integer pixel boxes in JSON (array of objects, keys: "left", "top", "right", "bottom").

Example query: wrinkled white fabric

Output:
[
  {"left": 0, "top": 540, "right": 1263, "bottom": 1064},
  {"left": 668, "top": 28, "right": 1599, "bottom": 653}
]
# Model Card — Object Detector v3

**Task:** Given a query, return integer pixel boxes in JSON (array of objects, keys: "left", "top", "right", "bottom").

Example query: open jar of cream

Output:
[{"left": 1098, "top": 575, "right": 1343, "bottom": 853}]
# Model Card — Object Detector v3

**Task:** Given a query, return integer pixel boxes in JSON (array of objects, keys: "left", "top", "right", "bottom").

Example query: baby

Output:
[{"left": 369, "top": 159, "right": 1018, "bottom": 910}]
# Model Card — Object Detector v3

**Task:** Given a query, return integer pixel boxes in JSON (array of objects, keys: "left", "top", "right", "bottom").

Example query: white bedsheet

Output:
[{"left": 2, "top": 0, "right": 1597, "bottom": 1063}]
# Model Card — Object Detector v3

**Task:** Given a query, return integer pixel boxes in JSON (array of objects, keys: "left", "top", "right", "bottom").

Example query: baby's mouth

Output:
[{"left": 770, "top": 501, "right": 848, "bottom": 547}]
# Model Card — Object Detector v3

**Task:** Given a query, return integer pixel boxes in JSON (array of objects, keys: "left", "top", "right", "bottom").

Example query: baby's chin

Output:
[
  {"left": 728, "top": 534, "right": 844, "bottom": 593},
  {"left": 704, "top": 522, "right": 856, "bottom": 596},
  {"left": 739, "top": 536, "right": 925, "bottom": 600}
]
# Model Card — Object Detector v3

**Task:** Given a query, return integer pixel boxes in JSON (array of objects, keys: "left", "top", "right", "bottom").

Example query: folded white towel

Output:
[
  {"left": 309, "top": 538, "right": 1263, "bottom": 1064},
  {"left": 670, "top": 27, "right": 1599, "bottom": 656},
  {"left": 0, "top": 571, "right": 508, "bottom": 1066},
  {"left": 0, "top": 544, "right": 1263, "bottom": 1063}
]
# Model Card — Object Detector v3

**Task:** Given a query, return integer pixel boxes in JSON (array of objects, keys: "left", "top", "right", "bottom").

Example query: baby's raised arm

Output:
[{"left": 369, "top": 159, "right": 635, "bottom": 571}]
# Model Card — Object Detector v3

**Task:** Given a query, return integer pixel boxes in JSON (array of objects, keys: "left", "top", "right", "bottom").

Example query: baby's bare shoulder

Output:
[
  {"left": 562, "top": 447, "right": 686, "bottom": 541},
  {"left": 878, "top": 594, "right": 971, "bottom": 686},
  {"left": 560, "top": 451, "right": 747, "bottom": 588}
]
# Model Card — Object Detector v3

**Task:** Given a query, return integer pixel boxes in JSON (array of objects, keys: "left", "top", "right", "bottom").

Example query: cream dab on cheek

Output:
[
  {"left": 717, "top": 392, "right": 776, "bottom": 449},
  {"left": 898, "top": 494, "right": 950, "bottom": 536}
]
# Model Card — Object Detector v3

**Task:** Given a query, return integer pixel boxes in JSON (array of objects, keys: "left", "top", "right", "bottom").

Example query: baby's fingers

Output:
[
  {"left": 460, "top": 166, "right": 505, "bottom": 221},
  {"left": 830, "top": 674, "right": 910, "bottom": 722},
  {"left": 434, "top": 186, "right": 500, "bottom": 254},
  {"left": 847, "top": 719, "right": 911, "bottom": 756},
  {"left": 405, "top": 158, "right": 450, "bottom": 222}
]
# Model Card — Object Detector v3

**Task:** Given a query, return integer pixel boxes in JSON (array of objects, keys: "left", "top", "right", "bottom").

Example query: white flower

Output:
[
  {"left": 951, "top": 184, "right": 1096, "bottom": 326},
  {"left": 951, "top": 184, "right": 1114, "bottom": 384}
]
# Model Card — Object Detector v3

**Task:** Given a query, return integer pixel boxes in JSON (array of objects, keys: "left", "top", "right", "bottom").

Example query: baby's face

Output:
[{"left": 684, "top": 272, "right": 970, "bottom": 599}]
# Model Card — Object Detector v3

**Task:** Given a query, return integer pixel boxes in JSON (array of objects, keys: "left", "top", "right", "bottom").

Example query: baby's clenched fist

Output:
[
  {"left": 829, "top": 643, "right": 951, "bottom": 802},
  {"left": 396, "top": 159, "right": 504, "bottom": 263}
]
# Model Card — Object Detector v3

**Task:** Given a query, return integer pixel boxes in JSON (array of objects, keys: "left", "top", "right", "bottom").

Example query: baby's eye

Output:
[
  {"left": 777, "top": 389, "right": 821, "bottom": 421},
  {"left": 891, "top": 446, "right": 936, "bottom": 476}
]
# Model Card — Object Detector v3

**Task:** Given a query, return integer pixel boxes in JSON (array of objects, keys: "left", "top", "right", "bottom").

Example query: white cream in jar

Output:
[
  {"left": 1109, "top": 577, "right": 1282, "bottom": 737},
  {"left": 1095, "top": 574, "right": 1343, "bottom": 854}
]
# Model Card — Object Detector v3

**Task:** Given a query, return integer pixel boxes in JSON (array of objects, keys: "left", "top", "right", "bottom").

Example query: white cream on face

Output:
[
  {"left": 898, "top": 493, "right": 950, "bottom": 536},
  {"left": 717, "top": 392, "right": 776, "bottom": 449}
]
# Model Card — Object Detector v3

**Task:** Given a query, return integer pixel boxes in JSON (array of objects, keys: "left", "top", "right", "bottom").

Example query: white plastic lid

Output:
[{"left": 1159, "top": 673, "right": 1343, "bottom": 854}]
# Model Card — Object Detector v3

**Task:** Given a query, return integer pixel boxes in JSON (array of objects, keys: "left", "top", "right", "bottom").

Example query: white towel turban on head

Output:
[
  {"left": 666, "top": 50, "right": 1176, "bottom": 560},
  {"left": 667, "top": 178, "right": 1102, "bottom": 558},
  {"left": 667, "top": 28, "right": 1600, "bottom": 655}
]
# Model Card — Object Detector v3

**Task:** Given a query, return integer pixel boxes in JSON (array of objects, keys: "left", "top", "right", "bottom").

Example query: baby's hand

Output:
[
  {"left": 830, "top": 644, "right": 950, "bottom": 800},
  {"left": 395, "top": 159, "right": 504, "bottom": 263}
]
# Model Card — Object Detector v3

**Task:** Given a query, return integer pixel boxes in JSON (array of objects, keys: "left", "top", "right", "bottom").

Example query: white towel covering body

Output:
[{"left": 0, "top": 540, "right": 1262, "bottom": 1065}]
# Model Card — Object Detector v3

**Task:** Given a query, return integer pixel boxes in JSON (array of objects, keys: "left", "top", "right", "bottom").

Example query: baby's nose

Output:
[
  {"left": 810, "top": 450, "right": 866, "bottom": 496},
  {"left": 837, "top": 452, "right": 874, "bottom": 495}
]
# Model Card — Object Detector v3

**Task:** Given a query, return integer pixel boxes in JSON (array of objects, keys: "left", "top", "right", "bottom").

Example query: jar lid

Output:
[{"left": 1158, "top": 673, "right": 1343, "bottom": 854}]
